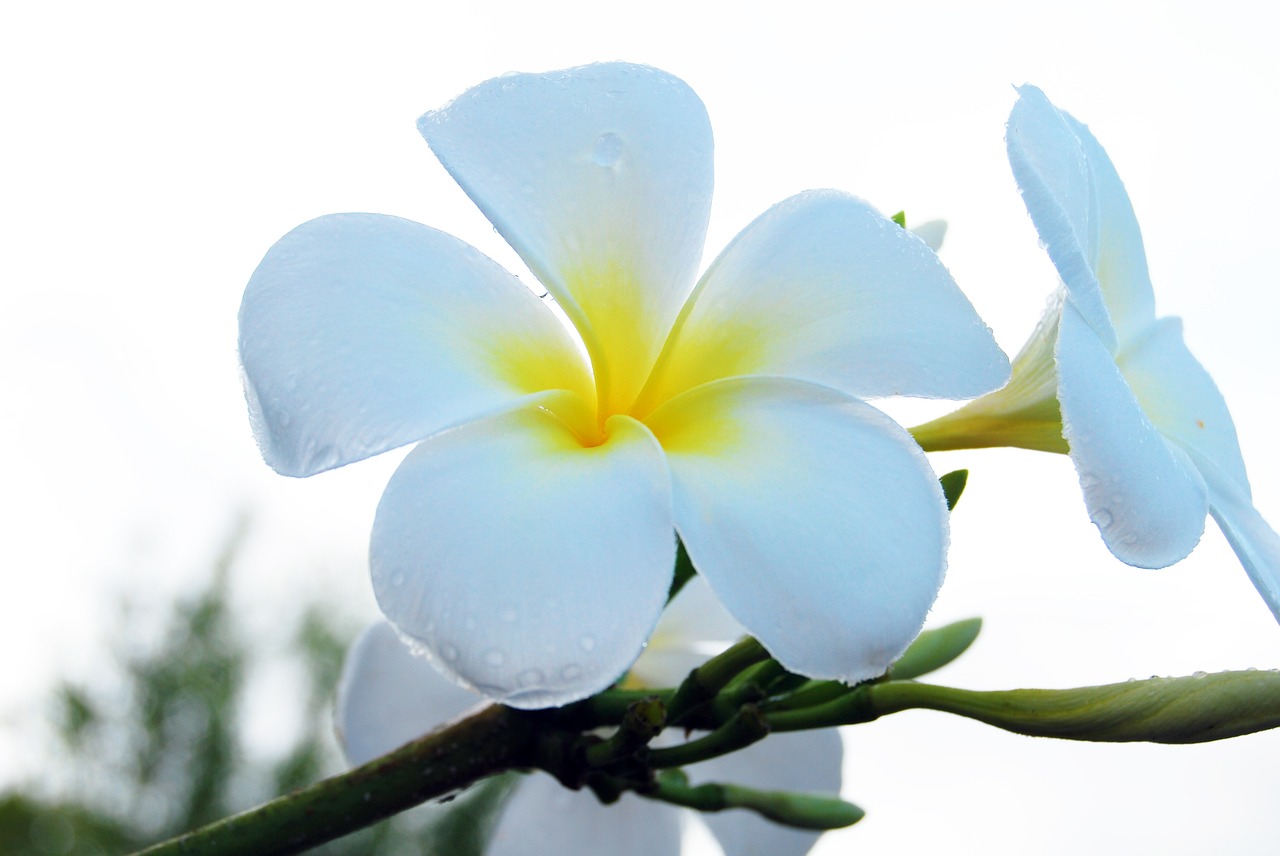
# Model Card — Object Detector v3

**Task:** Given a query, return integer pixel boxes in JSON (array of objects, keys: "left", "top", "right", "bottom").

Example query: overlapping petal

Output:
[
  {"left": 336, "top": 579, "right": 837, "bottom": 856},
  {"left": 647, "top": 377, "right": 948, "bottom": 684},
  {"left": 370, "top": 405, "right": 674, "bottom": 708},
  {"left": 487, "top": 773, "right": 682, "bottom": 856},
  {"left": 1056, "top": 301, "right": 1207, "bottom": 567},
  {"left": 335, "top": 621, "right": 481, "bottom": 765},
  {"left": 1007, "top": 85, "right": 1116, "bottom": 349},
  {"left": 1117, "top": 317, "right": 1250, "bottom": 494},
  {"left": 239, "top": 214, "right": 591, "bottom": 477},
  {"left": 420, "top": 63, "right": 714, "bottom": 413},
  {"left": 689, "top": 729, "right": 843, "bottom": 856},
  {"left": 1206, "top": 474, "right": 1280, "bottom": 621},
  {"left": 634, "top": 191, "right": 1009, "bottom": 413}
]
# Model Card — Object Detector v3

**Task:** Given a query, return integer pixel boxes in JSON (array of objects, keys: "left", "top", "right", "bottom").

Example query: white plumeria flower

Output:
[
  {"left": 912, "top": 85, "right": 1280, "bottom": 618},
  {"left": 239, "top": 62, "right": 1010, "bottom": 709},
  {"left": 336, "top": 577, "right": 843, "bottom": 856}
]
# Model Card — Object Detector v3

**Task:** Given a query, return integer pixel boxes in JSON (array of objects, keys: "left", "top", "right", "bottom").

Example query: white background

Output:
[{"left": 2, "top": 1, "right": 1278, "bottom": 852}]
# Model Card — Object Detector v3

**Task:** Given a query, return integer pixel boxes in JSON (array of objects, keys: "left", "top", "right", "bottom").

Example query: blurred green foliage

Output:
[{"left": 0, "top": 533, "right": 490, "bottom": 855}]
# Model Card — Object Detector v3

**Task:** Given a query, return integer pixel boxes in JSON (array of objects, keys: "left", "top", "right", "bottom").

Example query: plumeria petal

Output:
[
  {"left": 239, "top": 214, "right": 592, "bottom": 477},
  {"left": 1117, "top": 317, "right": 1250, "bottom": 495},
  {"left": 626, "top": 574, "right": 745, "bottom": 689},
  {"left": 487, "top": 772, "right": 682, "bottom": 856},
  {"left": 909, "top": 218, "right": 947, "bottom": 252},
  {"left": 688, "top": 729, "right": 843, "bottom": 856},
  {"left": 646, "top": 377, "right": 947, "bottom": 684},
  {"left": 1205, "top": 472, "right": 1280, "bottom": 622},
  {"left": 370, "top": 405, "right": 674, "bottom": 709},
  {"left": 1007, "top": 85, "right": 1116, "bottom": 349},
  {"left": 634, "top": 191, "right": 1009, "bottom": 413},
  {"left": 420, "top": 63, "right": 714, "bottom": 414},
  {"left": 335, "top": 621, "right": 481, "bottom": 766},
  {"left": 1062, "top": 113, "right": 1157, "bottom": 341},
  {"left": 1056, "top": 301, "right": 1207, "bottom": 567}
]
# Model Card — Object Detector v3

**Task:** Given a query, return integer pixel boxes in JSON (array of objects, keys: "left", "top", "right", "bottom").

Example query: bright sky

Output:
[{"left": 3, "top": 2, "right": 1278, "bottom": 852}]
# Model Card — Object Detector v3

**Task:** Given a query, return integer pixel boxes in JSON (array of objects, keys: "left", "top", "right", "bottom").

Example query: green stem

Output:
[
  {"left": 131, "top": 704, "right": 538, "bottom": 856},
  {"left": 665, "top": 637, "right": 771, "bottom": 725},
  {"left": 644, "top": 770, "right": 864, "bottom": 830},
  {"left": 647, "top": 705, "right": 770, "bottom": 768}
]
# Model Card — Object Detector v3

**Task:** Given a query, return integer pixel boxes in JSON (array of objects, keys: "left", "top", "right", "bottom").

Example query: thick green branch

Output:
[{"left": 132, "top": 704, "right": 539, "bottom": 856}]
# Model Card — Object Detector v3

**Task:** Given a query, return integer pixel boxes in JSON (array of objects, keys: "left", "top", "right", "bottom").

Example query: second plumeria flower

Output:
[
  {"left": 239, "top": 63, "right": 1010, "bottom": 708},
  {"left": 913, "top": 85, "right": 1280, "bottom": 619}
]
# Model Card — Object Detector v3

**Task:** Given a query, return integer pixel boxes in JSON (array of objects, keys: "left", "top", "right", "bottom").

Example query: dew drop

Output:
[
  {"left": 441, "top": 643, "right": 460, "bottom": 662},
  {"left": 517, "top": 668, "right": 546, "bottom": 688},
  {"left": 484, "top": 649, "right": 505, "bottom": 667},
  {"left": 561, "top": 664, "right": 582, "bottom": 681},
  {"left": 1094, "top": 508, "right": 1114, "bottom": 528},
  {"left": 593, "top": 132, "right": 622, "bottom": 167},
  {"left": 1079, "top": 472, "right": 1099, "bottom": 490},
  {"left": 390, "top": 572, "right": 405, "bottom": 587},
  {"left": 1192, "top": 670, "right": 1208, "bottom": 679},
  {"left": 579, "top": 635, "right": 596, "bottom": 652}
]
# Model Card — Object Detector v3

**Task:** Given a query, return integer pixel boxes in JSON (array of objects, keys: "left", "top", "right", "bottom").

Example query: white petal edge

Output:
[
  {"left": 487, "top": 772, "right": 682, "bottom": 856},
  {"left": 370, "top": 404, "right": 674, "bottom": 709},
  {"left": 646, "top": 376, "right": 948, "bottom": 684},
  {"left": 636, "top": 190, "right": 1009, "bottom": 412},
  {"left": 1204, "top": 466, "right": 1280, "bottom": 624},
  {"left": 1008, "top": 85, "right": 1117, "bottom": 350},
  {"left": 420, "top": 62, "right": 714, "bottom": 412},
  {"left": 239, "top": 213, "right": 591, "bottom": 476},
  {"left": 1061, "top": 112, "right": 1157, "bottom": 341},
  {"left": 1056, "top": 300, "right": 1207, "bottom": 567},
  {"left": 1117, "top": 316, "right": 1251, "bottom": 497},
  {"left": 335, "top": 621, "right": 483, "bottom": 766},
  {"left": 688, "top": 729, "right": 843, "bottom": 856}
]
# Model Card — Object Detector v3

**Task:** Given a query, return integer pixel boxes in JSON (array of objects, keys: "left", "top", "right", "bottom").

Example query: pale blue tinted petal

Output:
[
  {"left": 370, "top": 406, "right": 674, "bottom": 709},
  {"left": 1056, "top": 301, "right": 1207, "bottom": 567},
  {"left": 1205, "top": 470, "right": 1280, "bottom": 623},
  {"left": 1117, "top": 316, "right": 1250, "bottom": 496},
  {"left": 909, "top": 219, "right": 947, "bottom": 252},
  {"left": 487, "top": 772, "right": 681, "bottom": 856},
  {"left": 1008, "top": 85, "right": 1116, "bottom": 349},
  {"left": 628, "top": 575, "right": 745, "bottom": 689},
  {"left": 689, "top": 729, "right": 843, "bottom": 856},
  {"left": 647, "top": 377, "right": 948, "bottom": 684},
  {"left": 639, "top": 191, "right": 1009, "bottom": 411},
  {"left": 1062, "top": 113, "right": 1157, "bottom": 341},
  {"left": 420, "top": 63, "right": 713, "bottom": 412},
  {"left": 239, "top": 214, "right": 591, "bottom": 477},
  {"left": 335, "top": 621, "right": 481, "bottom": 766}
]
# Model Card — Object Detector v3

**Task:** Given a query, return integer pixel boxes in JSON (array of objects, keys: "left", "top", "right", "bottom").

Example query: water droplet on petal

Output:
[
  {"left": 441, "top": 643, "right": 460, "bottom": 662},
  {"left": 1079, "top": 472, "right": 1099, "bottom": 490},
  {"left": 593, "top": 132, "right": 622, "bottom": 167},
  {"left": 1095, "top": 508, "right": 1114, "bottom": 528},
  {"left": 390, "top": 572, "right": 405, "bottom": 586},
  {"left": 561, "top": 664, "right": 581, "bottom": 681},
  {"left": 484, "top": 649, "right": 505, "bottom": 667},
  {"left": 579, "top": 635, "right": 596, "bottom": 652},
  {"left": 517, "top": 668, "right": 546, "bottom": 688}
]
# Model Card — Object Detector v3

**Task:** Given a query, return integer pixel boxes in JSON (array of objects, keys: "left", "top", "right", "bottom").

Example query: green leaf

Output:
[
  {"left": 939, "top": 469, "right": 969, "bottom": 511},
  {"left": 887, "top": 617, "right": 982, "bottom": 680},
  {"left": 890, "top": 210, "right": 907, "bottom": 228}
]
